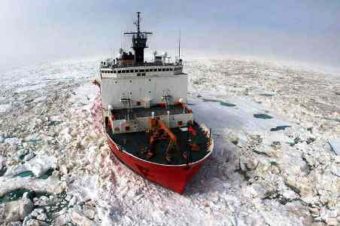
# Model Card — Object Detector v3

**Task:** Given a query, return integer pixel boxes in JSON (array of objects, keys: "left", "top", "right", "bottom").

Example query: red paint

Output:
[
  {"left": 92, "top": 94, "right": 214, "bottom": 194},
  {"left": 188, "top": 125, "right": 197, "bottom": 136},
  {"left": 106, "top": 133, "right": 212, "bottom": 194}
]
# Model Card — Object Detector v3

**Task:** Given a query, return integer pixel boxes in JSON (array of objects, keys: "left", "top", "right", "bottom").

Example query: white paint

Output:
[
  {"left": 111, "top": 112, "right": 193, "bottom": 134},
  {"left": 101, "top": 73, "right": 188, "bottom": 109}
]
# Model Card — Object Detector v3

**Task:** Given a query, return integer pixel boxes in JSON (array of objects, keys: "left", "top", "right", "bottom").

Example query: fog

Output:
[{"left": 0, "top": 0, "right": 339, "bottom": 72}]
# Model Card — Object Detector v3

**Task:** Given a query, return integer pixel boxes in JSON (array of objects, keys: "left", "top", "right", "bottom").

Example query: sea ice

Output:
[
  {"left": 0, "top": 104, "right": 11, "bottom": 113},
  {"left": 4, "top": 155, "right": 56, "bottom": 178},
  {"left": 25, "top": 155, "right": 57, "bottom": 177},
  {"left": 329, "top": 139, "right": 340, "bottom": 155},
  {"left": 0, "top": 155, "right": 5, "bottom": 170},
  {"left": 4, "top": 137, "right": 21, "bottom": 145},
  {"left": 0, "top": 58, "right": 339, "bottom": 225},
  {"left": 190, "top": 95, "right": 288, "bottom": 132},
  {"left": 0, "top": 177, "right": 63, "bottom": 197}
]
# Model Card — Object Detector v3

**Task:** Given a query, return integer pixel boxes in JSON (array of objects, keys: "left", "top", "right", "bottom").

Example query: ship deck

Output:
[
  {"left": 112, "top": 104, "right": 190, "bottom": 120},
  {"left": 107, "top": 122, "right": 210, "bottom": 165},
  {"left": 101, "top": 61, "right": 181, "bottom": 69}
]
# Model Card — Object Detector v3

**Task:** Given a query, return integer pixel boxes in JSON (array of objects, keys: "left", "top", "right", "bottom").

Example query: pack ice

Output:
[{"left": 0, "top": 58, "right": 339, "bottom": 226}]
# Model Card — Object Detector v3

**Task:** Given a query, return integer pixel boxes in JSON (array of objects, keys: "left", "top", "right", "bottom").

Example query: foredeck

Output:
[{"left": 108, "top": 122, "right": 210, "bottom": 165}]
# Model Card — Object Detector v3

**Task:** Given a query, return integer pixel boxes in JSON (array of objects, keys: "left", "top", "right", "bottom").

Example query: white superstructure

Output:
[
  {"left": 100, "top": 64, "right": 187, "bottom": 109},
  {"left": 99, "top": 12, "right": 193, "bottom": 134}
]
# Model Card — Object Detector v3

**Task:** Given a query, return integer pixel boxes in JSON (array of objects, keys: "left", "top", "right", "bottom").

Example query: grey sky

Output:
[{"left": 0, "top": 0, "right": 339, "bottom": 71}]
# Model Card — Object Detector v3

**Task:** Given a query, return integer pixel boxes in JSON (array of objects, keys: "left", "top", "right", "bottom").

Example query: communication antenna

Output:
[
  {"left": 178, "top": 29, "right": 181, "bottom": 60},
  {"left": 120, "top": 28, "right": 123, "bottom": 49}
]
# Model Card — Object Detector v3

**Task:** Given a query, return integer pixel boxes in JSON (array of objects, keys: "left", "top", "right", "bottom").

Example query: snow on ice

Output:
[
  {"left": 0, "top": 57, "right": 339, "bottom": 225},
  {"left": 329, "top": 140, "right": 340, "bottom": 155}
]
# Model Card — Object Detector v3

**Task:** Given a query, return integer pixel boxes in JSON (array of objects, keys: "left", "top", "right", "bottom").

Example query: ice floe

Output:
[
  {"left": 329, "top": 139, "right": 340, "bottom": 155},
  {"left": 4, "top": 155, "right": 56, "bottom": 178}
]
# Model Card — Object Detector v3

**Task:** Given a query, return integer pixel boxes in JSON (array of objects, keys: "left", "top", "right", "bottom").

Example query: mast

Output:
[
  {"left": 124, "top": 12, "right": 152, "bottom": 64},
  {"left": 136, "top": 12, "right": 141, "bottom": 33}
]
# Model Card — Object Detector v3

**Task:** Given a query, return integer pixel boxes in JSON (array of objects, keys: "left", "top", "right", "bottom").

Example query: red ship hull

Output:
[
  {"left": 92, "top": 92, "right": 214, "bottom": 194},
  {"left": 106, "top": 133, "right": 213, "bottom": 194}
]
